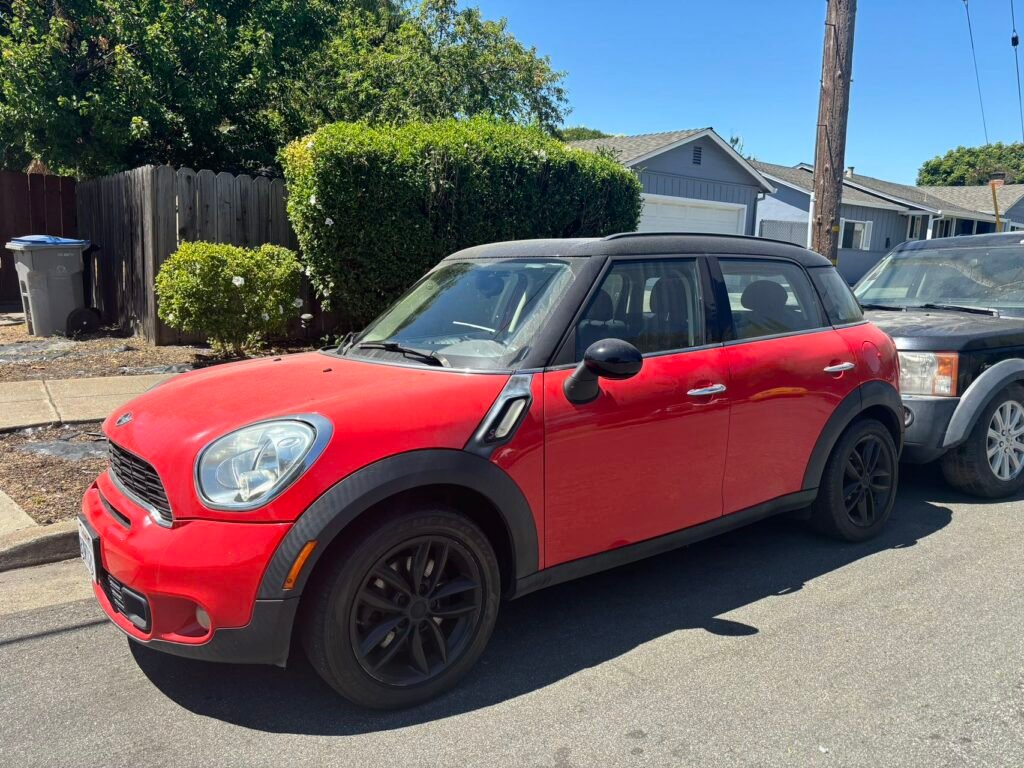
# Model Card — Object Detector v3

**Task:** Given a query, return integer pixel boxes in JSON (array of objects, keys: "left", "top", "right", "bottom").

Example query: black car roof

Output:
[
  {"left": 446, "top": 232, "right": 833, "bottom": 268},
  {"left": 897, "top": 231, "right": 1024, "bottom": 252}
]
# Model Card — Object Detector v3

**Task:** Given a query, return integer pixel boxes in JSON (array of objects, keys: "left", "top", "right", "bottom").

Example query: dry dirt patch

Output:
[{"left": 0, "top": 423, "right": 107, "bottom": 525}]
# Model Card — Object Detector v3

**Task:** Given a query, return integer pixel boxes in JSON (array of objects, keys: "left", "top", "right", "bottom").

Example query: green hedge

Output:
[
  {"left": 281, "top": 117, "right": 641, "bottom": 324},
  {"left": 155, "top": 241, "right": 304, "bottom": 355}
]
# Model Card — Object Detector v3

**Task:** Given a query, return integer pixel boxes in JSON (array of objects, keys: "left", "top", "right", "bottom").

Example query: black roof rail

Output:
[{"left": 600, "top": 231, "right": 808, "bottom": 250}]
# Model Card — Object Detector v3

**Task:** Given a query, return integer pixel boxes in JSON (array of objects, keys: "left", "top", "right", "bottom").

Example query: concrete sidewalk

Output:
[{"left": 0, "top": 374, "right": 171, "bottom": 431}]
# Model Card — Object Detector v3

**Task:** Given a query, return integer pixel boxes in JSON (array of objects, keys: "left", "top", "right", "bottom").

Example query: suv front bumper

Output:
[
  {"left": 81, "top": 474, "right": 296, "bottom": 666},
  {"left": 901, "top": 395, "right": 960, "bottom": 464}
]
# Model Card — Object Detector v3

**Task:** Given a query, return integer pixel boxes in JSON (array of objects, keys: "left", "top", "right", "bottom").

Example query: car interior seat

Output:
[
  {"left": 739, "top": 279, "right": 803, "bottom": 338},
  {"left": 637, "top": 277, "right": 692, "bottom": 352},
  {"left": 577, "top": 290, "right": 627, "bottom": 354}
]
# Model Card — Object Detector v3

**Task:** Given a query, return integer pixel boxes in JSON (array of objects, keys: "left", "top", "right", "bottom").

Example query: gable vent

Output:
[{"left": 692, "top": 145, "right": 703, "bottom": 165}]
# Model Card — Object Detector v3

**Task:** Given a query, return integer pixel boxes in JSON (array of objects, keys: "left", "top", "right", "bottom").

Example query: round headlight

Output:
[{"left": 196, "top": 419, "right": 325, "bottom": 509}]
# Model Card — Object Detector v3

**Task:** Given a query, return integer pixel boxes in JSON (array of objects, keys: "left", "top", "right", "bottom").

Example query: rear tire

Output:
[
  {"left": 941, "top": 384, "right": 1024, "bottom": 499},
  {"left": 302, "top": 506, "right": 501, "bottom": 709},
  {"left": 810, "top": 418, "right": 898, "bottom": 542}
]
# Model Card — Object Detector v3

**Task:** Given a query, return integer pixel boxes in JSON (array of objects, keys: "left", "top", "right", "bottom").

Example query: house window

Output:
[
  {"left": 932, "top": 218, "right": 953, "bottom": 238},
  {"left": 907, "top": 216, "right": 923, "bottom": 240},
  {"left": 839, "top": 219, "right": 873, "bottom": 250},
  {"left": 692, "top": 146, "right": 703, "bottom": 165}
]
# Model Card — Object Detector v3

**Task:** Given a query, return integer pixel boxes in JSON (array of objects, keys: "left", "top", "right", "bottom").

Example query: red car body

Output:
[{"left": 79, "top": 233, "right": 901, "bottom": 693}]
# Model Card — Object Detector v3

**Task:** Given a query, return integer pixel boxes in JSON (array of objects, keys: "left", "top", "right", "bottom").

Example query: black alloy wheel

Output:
[
  {"left": 302, "top": 508, "right": 500, "bottom": 709},
  {"left": 351, "top": 536, "right": 483, "bottom": 686},
  {"left": 810, "top": 418, "right": 898, "bottom": 541},
  {"left": 842, "top": 433, "right": 895, "bottom": 529}
]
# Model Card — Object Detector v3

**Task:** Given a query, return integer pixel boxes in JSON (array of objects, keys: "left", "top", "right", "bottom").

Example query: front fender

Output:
[
  {"left": 802, "top": 380, "right": 903, "bottom": 491},
  {"left": 942, "top": 358, "right": 1024, "bottom": 448},
  {"left": 257, "top": 449, "right": 539, "bottom": 600}
]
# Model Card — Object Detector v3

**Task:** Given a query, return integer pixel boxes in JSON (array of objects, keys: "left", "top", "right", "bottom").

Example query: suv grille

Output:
[{"left": 108, "top": 441, "right": 173, "bottom": 524}]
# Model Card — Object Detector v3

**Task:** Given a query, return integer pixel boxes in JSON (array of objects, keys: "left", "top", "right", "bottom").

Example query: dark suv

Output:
[{"left": 856, "top": 232, "right": 1024, "bottom": 497}]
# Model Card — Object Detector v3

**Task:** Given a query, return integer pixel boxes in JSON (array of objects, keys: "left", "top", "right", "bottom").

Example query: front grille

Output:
[
  {"left": 105, "top": 574, "right": 151, "bottom": 632},
  {"left": 108, "top": 441, "right": 172, "bottom": 524}
]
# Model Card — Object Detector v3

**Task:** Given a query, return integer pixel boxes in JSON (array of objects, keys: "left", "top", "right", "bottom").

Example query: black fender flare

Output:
[
  {"left": 942, "top": 358, "right": 1024, "bottom": 448},
  {"left": 257, "top": 449, "right": 539, "bottom": 600},
  {"left": 801, "top": 380, "right": 903, "bottom": 491}
]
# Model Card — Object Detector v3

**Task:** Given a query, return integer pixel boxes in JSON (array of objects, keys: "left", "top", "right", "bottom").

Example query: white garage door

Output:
[{"left": 638, "top": 193, "right": 747, "bottom": 235}]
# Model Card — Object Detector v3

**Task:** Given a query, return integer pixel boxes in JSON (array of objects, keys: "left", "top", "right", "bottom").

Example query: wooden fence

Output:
[
  {"left": 76, "top": 165, "right": 299, "bottom": 344},
  {"left": 0, "top": 171, "right": 78, "bottom": 307}
]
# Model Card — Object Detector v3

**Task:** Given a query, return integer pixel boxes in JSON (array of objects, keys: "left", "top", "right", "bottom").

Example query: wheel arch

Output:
[
  {"left": 802, "top": 380, "right": 903, "bottom": 492},
  {"left": 257, "top": 449, "right": 539, "bottom": 601},
  {"left": 942, "top": 358, "right": 1024, "bottom": 449}
]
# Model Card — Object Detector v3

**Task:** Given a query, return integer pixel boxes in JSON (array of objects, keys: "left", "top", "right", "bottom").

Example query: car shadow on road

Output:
[{"left": 131, "top": 477, "right": 952, "bottom": 736}]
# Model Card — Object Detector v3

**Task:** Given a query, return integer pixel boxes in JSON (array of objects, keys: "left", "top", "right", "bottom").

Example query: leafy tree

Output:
[
  {"left": 280, "top": 1, "right": 566, "bottom": 138},
  {"left": 0, "top": 0, "right": 568, "bottom": 177},
  {"left": 917, "top": 142, "right": 1024, "bottom": 186},
  {"left": 559, "top": 126, "right": 611, "bottom": 141}
]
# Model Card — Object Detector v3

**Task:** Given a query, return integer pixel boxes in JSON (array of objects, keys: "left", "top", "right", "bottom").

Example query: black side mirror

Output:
[{"left": 563, "top": 338, "right": 643, "bottom": 404}]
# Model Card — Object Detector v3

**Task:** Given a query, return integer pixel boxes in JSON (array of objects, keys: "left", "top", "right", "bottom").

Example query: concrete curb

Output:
[{"left": 0, "top": 520, "right": 78, "bottom": 573}]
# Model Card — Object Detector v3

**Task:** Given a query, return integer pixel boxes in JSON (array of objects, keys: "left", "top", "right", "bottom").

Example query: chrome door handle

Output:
[
  {"left": 687, "top": 384, "right": 727, "bottom": 397},
  {"left": 824, "top": 362, "right": 856, "bottom": 373}
]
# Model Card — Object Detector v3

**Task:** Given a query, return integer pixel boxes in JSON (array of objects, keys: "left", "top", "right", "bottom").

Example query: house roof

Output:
[
  {"left": 751, "top": 161, "right": 906, "bottom": 210},
  {"left": 840, "top": 171, "right": 984, "bottom": 218},
  {"left": 756, "top": 160, "right": 1021, "bottom": 223},
  {"left": 568, "top": 128, "right": 775, "bottom": 193},
  {"left": 568, "top": 129, "right": 707, "bottom": 165},
  {"left": 918, "top": 183, "right": 1024, "bottom": 217}
]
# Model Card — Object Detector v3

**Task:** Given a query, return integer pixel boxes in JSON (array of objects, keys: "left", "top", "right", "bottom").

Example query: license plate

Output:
[{"left": 78, "top": 517, "right": 99, "bottom": 583}]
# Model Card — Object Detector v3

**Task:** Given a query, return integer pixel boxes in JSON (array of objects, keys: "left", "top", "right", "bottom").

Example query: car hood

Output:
[
  {"left": 866, "top": 309, "right": 1024, "bottom": 352},
  {"left": 102, "top": 352, "right": 510, "bottom": 521}
]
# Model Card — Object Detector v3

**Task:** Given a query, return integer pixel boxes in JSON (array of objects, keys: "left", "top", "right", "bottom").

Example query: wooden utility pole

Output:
[{"left": 811, "top": 0, "right": 857, "bottom": 264}]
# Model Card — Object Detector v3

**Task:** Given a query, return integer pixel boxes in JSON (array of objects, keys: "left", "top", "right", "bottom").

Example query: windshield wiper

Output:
[
  {"left": 353, "top": 341, "right": 449, "bottom": 367},
  {"left": 915, "top": 303, "right": 1000, "bottom": 317},
  {"left": 858, "top": 302, "right": 903, "bottom": 311}
]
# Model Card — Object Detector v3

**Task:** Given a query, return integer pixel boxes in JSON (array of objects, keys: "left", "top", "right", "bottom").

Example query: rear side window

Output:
[
  {"left": 718, "top": 259, "right": 827, "bottom": 341},
  {"left": 811, "top": 267, "right": 864, "bottom": 325},
  {"left": 576, "top": 259, "right": 703, "bottom": 358}
]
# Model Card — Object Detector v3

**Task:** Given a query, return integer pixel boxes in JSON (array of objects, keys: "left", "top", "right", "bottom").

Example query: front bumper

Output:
[
  {"left": 900, "top": 395, "right": 960, "bottom": 464},
  {"left": 81, "top": 473, "right": 296, "bottom": 666}
]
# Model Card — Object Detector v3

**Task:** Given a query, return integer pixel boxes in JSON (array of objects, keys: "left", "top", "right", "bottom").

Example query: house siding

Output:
[
  {"left": 756, "top": 184, "right": 906, "bottom": 283},
  {"left": 1002, "top": 198, "right": 1024, "bottom": 226}
]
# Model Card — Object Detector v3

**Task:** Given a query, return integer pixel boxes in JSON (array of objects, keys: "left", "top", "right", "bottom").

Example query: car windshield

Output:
[
  {"left": 854, "top": 243, "right": 1024, "bottom": 316},
  {"left": 343, "top": 258, "right": 581, "bottom": 370}
]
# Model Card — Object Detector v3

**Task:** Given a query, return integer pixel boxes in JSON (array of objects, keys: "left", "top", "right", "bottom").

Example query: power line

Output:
[
  {"left": 962, "top": 0, "right": 990, "bottom": 144},
  {"left": 1012, "top": 0, "right": 1024, "bottom": 143}
]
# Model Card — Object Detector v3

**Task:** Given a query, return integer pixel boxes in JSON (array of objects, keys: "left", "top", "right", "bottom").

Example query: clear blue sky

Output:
[{"left": 469, "top": 0, "right": 1024, "bottom": 184}]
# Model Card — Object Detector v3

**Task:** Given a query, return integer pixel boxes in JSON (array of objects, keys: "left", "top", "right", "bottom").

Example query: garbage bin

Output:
[{"left": 5, "top": 235, "right": 91, "bottom": 337}]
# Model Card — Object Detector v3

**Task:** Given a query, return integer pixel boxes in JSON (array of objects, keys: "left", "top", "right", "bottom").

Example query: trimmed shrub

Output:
[
  {"left": 281, "top": 117, "right": 642, "bottom": 324},
  {"left": 155, "top": 242, "right": 304, "bottom": 355}
]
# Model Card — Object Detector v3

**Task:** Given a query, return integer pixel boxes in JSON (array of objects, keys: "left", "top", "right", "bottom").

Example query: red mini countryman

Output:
[{"left": 80, "top": 233, "right": 901, "bottom": 708}]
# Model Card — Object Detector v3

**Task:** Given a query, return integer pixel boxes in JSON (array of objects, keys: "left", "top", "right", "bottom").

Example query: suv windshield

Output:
[
  {"left": 855, "top": 243, "right": 1024, "bottom": 316},
  {"left": 343, "top": 258, "right": 581, "bottom": 370}
]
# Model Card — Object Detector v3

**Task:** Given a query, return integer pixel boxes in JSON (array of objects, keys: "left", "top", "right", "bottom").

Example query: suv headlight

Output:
[
  {"left": 196, "top": 417, "right": 331, "bottom": 509},
  {"left": 898, "top": 352, "right": 959, "bottom": 396}
]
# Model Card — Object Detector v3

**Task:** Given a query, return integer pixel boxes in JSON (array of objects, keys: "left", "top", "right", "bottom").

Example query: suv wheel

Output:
[
  {"left": 302, "top": 507, "right": 501, "bottom": 709},
  {"left": 810, "top": 418, "right": 898, "bottom": 541},
  {"left": 942, "top": 383, "right": 1024, "bottom": 499}
]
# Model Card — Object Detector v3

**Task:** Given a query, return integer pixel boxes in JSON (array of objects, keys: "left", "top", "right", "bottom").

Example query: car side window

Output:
[
  {"left": 810, "top": 267, "right": 864, "bottom": 325},
  {"left": 719, "top": 259, "right": 827, "bottom": 341},
  {"left": 576, "top": 259, "right": 703, "bottom": 358}
]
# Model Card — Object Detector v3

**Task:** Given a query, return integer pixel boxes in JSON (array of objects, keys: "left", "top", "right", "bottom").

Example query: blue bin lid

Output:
[{"left": 9, "top": 235, "right": 89, "bottom": 247}]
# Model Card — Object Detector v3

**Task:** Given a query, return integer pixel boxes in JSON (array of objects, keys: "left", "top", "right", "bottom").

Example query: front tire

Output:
[
  {"left": 810, "top": 418, "right": 898, "bottom": 541},
  {"left": 302, "top": 507, "right": 501, "bottom": 709},
  {"left": 941, "top": 384, "right": 1024, "bottom": 499}
]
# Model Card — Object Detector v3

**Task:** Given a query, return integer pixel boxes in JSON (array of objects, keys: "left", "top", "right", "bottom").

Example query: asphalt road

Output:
[{"left": 1, "top": 465, "right": 1022, "bottom": 768}]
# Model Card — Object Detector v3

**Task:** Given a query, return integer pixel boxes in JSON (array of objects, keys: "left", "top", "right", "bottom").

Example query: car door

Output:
[
  {"left": 542, "top": 257, "right": 731, "bottom": 567},
  {"left": 713, "top": 257, "right": 861, "bottom": 513}
]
